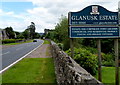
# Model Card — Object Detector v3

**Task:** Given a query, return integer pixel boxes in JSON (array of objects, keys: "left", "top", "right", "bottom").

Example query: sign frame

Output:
[
  {"left": 68, "top": 5, "right": 119, "bottom": 38},
  {"left": 69, "top": 5, "right": 119, "bottom": 26}
]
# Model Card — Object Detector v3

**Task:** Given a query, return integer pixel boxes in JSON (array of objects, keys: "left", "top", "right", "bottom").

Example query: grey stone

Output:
[{"left": 50, "top": 41, "right": 103, "bottom": 85}]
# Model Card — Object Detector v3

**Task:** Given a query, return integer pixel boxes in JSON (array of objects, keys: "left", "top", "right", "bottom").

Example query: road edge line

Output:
[{"left": 0, "top": 40, "right": 44, "bottom": 74}]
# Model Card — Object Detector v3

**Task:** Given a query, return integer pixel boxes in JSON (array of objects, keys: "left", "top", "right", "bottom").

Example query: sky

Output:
[{"left": 0, "top": 0, "right": 119, "bottom": 33}]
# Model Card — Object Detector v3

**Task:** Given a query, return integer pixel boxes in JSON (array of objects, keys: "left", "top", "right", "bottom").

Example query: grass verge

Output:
[
  {"left": 94, "top": 67, "right": 120, "bottom": 84},
  {"left": 43, "top": 40, "right": 50, "bottom": 44},
  {"left": 3, "top": 40, "right": 33, "bottom": 45},
  {"left": 2, "top": 58, "right": 56, "bottom": 83}
]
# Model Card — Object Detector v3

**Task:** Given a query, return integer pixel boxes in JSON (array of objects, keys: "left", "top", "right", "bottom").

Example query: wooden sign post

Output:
[
  {"left": 114, "top": 39, "right": 119, "bottom": 85},
  {"left": 97, "top": 39, "right": 102, "bottom": 82},
  {"left": 70, "top": 38, "right": 74, "bottom": 58},
  {"left": 68, "top": 5, "right": 119, "bottom": 84}
]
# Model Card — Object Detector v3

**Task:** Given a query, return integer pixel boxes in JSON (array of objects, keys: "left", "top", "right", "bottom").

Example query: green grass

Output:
[
  {"left": 3, "top": 40, "right": 33, "bottom": 45},
  {"left": 94, "top": 67, "right": 120, "bottom": 84},
  {"left": 43, "top": 40, "right": 50, "bottom": 44},
  {"left": 2, "top": 58, "right": 56, "bottom": 83}
]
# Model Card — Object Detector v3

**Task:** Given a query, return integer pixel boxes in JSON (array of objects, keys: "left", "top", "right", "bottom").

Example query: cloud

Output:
[
  {"left": 0, "top": 9, "right": 14, "bottom": 16},
  {"left": 1, "top": 0, "right": 118, "bottom": 33},
  {"left": 1, "top": 0, "right": 30, "bottom": 2},
  {"left": 0, "top": 20, "right": 27, "bottom": 32},
  {"left": 0, "top": 9, "right": 2, "bottom": 13},
  {"left": 0, "top": 9, "right": 28, "bottom": 32},
  {"left": 6, "top": 11, "right": 14, "bottom": 15}
]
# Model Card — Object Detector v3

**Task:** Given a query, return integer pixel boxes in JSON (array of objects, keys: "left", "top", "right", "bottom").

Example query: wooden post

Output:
[
  {"left": 97, "top": 39, "right": 102, "bottom": 82},
  {"left": 114, "top": 39, "right": 119, "bottom": 85},
  {"left": 70, "top": 38, "right": 74, "bottom": 58}
]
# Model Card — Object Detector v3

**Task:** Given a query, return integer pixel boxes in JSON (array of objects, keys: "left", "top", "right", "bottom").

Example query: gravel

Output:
[{"left": 26, "top": 44, "right": 52, "bottom": 58}]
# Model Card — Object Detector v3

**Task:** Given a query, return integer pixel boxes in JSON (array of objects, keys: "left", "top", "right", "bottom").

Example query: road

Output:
[{"left": 1, "top": 39, "right": 44, "bottom": 71}]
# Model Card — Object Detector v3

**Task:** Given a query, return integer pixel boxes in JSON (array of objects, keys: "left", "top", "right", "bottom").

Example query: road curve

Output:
[{"left": 1, "top": 39, "right": 44, "bottom": 71}]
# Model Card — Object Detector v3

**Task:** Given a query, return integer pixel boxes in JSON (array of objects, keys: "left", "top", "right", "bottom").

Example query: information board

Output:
[
  {"left": 69, "top": 5, "right": 118, "bottom": 25},
  {"left": 69, "top": 5, "right": 119, "bottom": 38},
  {"left": 70, "top": 26, "right": 119, "bottom": 38}
]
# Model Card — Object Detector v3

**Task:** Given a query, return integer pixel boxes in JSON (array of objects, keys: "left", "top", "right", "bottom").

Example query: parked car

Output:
[{"left": 33, "top": 39, "right": 37, "bottom": 42}]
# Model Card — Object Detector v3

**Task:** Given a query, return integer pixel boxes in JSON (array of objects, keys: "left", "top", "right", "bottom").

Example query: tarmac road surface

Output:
[{"left": 0, "top": 39, "right": 44, "bottom": 71}]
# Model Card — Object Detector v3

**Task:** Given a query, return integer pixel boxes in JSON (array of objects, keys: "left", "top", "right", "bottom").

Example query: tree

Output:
[
  {"left": 16, "top": 33, "right": 24, "bottom": 39},
  {"left": 22, "top": 29, "right": 30, "bottom": 39},
  {"left": 55, "top": 16, "right": 68, "bottom": 42},
  {"left": 27, "top": 22, "right": 36, "bottom": 39},
  {"left": 34, "top": 32, "right": 41, "bottom": 38},
  {"left": 15, "top": 31, "right": 20, "bottom": 36},
  {"left": 5, "top": 27, "right": 15, "bottom": 39},
  {"left": 54, "top": 16, "right": 70, "bottom": 50}
]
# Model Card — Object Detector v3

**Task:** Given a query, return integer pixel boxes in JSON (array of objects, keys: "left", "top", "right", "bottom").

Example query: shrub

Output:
[
  {"left": 2, "top": 39, "right": 24, "bottom": 44},
  {"left": 66, "top": 48, "right": 98, "bottom": 75},
  {"left": 102, "top": 53, "right": 115, "bottom": 66},
  {"left": 85, "top": 46, "right": 97, "bottom": 54},
  {"left": 57, "top": 43, "right": 63, "bottom": 50},
  {"left": 62, "top": 38, "right": 70, "bottom": 51},
  {"left": 15, "top": 39, "right": 24, "bottom": 42},
  {"left": 2, "top": 39, "right": 16, "bottom": 44},
  {"left": 102, "top": 60, "right": 115, "bottom": 66}
]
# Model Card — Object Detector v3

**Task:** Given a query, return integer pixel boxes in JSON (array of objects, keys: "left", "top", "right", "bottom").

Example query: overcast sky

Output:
[{"left": 0, "top": 0, "right": 119, "bottom": 33}]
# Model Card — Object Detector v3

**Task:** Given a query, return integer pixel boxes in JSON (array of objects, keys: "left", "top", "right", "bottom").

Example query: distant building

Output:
[
  {"left": 0, "top": 29, "right": 9, "bottom": 40},
  {"left": 44, "top": 29, "right": 54, "bottom": 35},
  {"left": 44, "top": 29, "right": 50, "bottom": 35}
]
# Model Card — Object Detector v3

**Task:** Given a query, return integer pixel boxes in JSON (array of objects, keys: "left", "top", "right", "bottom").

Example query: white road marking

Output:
[
  {"left": 0, "top": 51, "right": 10, "bottom": 56},
  {"left": 16, "top": 47, "right": 23, "bottom": 51},
  {"left": 0, "top": 41, "right": 44, "bottom": 74}
]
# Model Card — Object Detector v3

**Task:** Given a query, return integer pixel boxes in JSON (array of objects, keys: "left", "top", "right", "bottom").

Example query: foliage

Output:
[
  {"left": 22, "top": 29, "right": 30, "bottom": 39},
  {"left": 2, "top": 39, "right": 16, "bottom": 44},
  {"left": 101, "top": 39, "right": 114, "bottom": 53},
  {"left": 34, "top": 32, "right": 41, "bottom": 39},
  {"left": 57, "top": 43, "right": 64, "bottom": 50},
  {"left": 27, "top": 22, "right": 36, "bottom": 39},
  {"left": 5, "top": 27, "right": 15, "bottom": 39},
  {"left": 45, "top": 31, "right": 56, "bottom": 41},
  {"left": 16, "top": 33, "right": 24, "bottom": 39},
  {"left": 2, "top": 39, "right": 25, "bottom": 44},
  {"left": 2, "top": 40, "right": 33, "bottom": 45},
  {"left": 14, "top": 31, "right": 20, "bottom": 36},
  {"left": 62, "top": 38, "right": 70, "bottom": 51},
  {"left": 81, "top": 38, "right": 115, "bottom": 53},
  {"left": 102, "top": 53, "right": 115, "bottom": 66},
  {"left": 84, "top": 46, "right": 115, "bottom": 66},
  {"left": 66, "top": 47, "right": 98, "bottom": 75},
  {"left": 47, "top": 16, "right": 116, "bottom": 53},
  {"left": 45, "top": 16, "right": 70, "bottom": 50},
  {"left": 82, "top": 38, "right": 97, "bottom": 48},
  {"left": 54, "top": 16, "right": 68, "bottom": 43},
  {"left": 84, "top": 46, "right": 97, "bottom": 54}
]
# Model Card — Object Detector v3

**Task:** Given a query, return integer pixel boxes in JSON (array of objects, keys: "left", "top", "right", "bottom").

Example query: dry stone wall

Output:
[{"left": 50, "top": 41, "right": 103, "bottom": 85}]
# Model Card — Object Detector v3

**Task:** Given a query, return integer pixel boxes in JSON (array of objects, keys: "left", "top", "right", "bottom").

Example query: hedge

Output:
[{"left": 2, "top": 39, "right": 23, "bottom": 44}]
